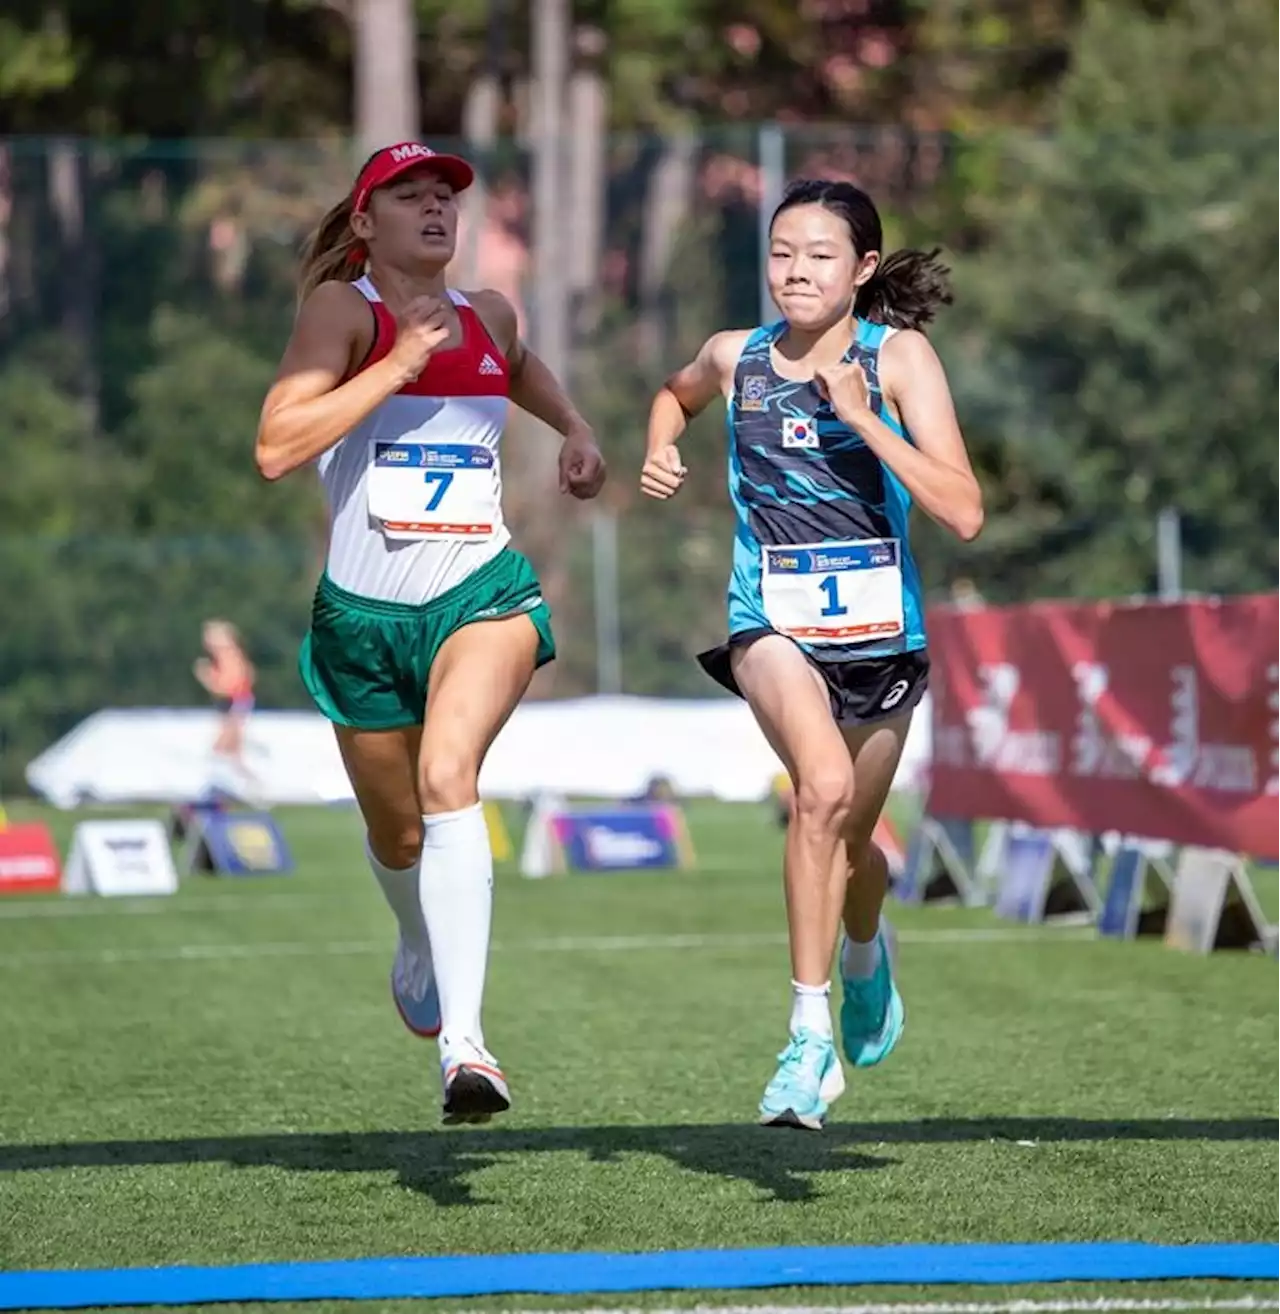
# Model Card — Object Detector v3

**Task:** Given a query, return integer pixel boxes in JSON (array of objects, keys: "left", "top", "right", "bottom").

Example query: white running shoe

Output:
[{"left": 440, "top": 1038, "right": 511, "bottom": 1125}]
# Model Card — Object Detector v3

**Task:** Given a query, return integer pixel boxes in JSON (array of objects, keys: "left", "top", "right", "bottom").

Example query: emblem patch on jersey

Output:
[
  {"left": 740, "top": 375, "right": 768, "bottom": 412},
  {"left": 782, "top": 416, "right": 819, "bottom": 450},
  {"left": 478, "top": 353, "right": 504, "bottom": 376}
]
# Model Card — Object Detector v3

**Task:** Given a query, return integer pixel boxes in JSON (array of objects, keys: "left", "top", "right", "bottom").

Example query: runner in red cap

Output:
[{"left": 255, "top": 143, "right": 606, "bottom": 1124}]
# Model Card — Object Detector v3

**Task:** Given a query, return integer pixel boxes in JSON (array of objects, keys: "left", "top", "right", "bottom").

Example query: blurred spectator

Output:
[{"left": 193, "top": 619, "right": 257, "bottom": 787}]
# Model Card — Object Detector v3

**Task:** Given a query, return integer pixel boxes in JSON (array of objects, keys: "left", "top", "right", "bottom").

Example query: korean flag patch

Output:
[{"left": 782, "top": 416, "right": 819, "bottom": 450}]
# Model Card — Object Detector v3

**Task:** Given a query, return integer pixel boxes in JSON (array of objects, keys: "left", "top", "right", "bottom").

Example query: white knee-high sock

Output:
[
  {"left": 365, "top": 841, "right": 430, "bottom": 956},
  {"left": 418, "top": 803, "right": 493, "bottom": 1050}
]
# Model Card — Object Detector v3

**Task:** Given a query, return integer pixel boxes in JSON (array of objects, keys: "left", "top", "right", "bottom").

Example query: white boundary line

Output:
[
  {"left": 0, "top": 892, "right": 340, "bottom": 920},
  {"left": 0, "top": 926, "right": 1092, "bottom": 968},
  {"left": 488, "top": 1302, "right": 1273, "bottom": 1314}
]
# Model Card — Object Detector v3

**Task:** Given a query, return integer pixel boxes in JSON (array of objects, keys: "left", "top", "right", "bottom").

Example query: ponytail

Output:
[
  {"left": 297, "top": 195, "right": 365, "bottom": 303},
  {"left": 855, "top": 247, "right": 952, "bottom": 331}
]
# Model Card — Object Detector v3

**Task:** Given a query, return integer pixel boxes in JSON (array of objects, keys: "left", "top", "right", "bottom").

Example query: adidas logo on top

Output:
[{"left": 479, "top": 353, "right": 504, "bottom": 376}]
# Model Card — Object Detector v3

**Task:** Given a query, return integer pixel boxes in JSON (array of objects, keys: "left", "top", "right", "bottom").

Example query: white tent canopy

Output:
[{"left": 25, "top": 695, "right": 931, "bottom": 809}]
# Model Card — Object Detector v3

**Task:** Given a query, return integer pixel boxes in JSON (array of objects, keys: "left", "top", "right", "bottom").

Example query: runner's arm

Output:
[
  {"left": 472, "top": 290, "right": 593, "bottom": 441},
  {"left": 255, "top": 282, "right": 412, "bottom": 481},
  {"left": 854, "top": 330, "right": 983, "bottom": 542},
  {"left": 192, "top": 658, "right": 219, "bottom": 694},
  {"left": 645, "top": 330, "right": 747, "bottom": 460}
]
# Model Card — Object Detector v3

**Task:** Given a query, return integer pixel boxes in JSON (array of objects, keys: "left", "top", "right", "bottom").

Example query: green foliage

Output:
[
  {"left": 604, "top": 0, "right": 821, "bottom": 128},
  {"left": 0, "top": 335, "right": 321, "bottom": 787},
  {"left": 908, "top": 0, "right": 1082, "bottom": 132},
  {"left": 118, "top": 308, "right": 321, "bottom": 534},
  {"left": 0, "top": 0, "right": 350, "bottom": 135},
  {"left": 0, "top": 158, "right": 327, "bottom": 787},
  {"left": 0, "top": 13, "right": 77, "bottom": 99},
  {"left": 564, "top": 201, "right": 741, "bottom": 696},
  {"left": 0, "top": 0, "right": 1276, "bottom": 784},
  {"left": 927, "top": 0, "right": 1279, "bottom": 602},
  {"left": 0, "top": 0, "right": 953, "bottom": 137},
  {"left": 0, "top": 359, "right": 122, "bottom": 534}
]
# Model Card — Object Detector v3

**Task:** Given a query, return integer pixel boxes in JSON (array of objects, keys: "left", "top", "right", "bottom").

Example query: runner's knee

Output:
[
  {"left": 366, "top": 822, "right": 423, "bottom": 870},
  {"left": 418, "top": 752, "right": 480, "bottom": 815},
  {"left": 794, "top": 763, "right": 855, "bottom": 834}
]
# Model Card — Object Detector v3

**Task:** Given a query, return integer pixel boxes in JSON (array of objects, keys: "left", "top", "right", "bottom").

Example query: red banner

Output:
[
  {"left": 927, "top": 594, "right": 1279, "bottom": 860},
  {"left": 0, "top": 822, "right": 63, "bottom": 895}
]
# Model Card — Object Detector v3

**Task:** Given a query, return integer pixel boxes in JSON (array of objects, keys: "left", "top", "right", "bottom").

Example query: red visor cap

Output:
[{"left": 351, "top": 143, "right": 475, "bottom": 213}]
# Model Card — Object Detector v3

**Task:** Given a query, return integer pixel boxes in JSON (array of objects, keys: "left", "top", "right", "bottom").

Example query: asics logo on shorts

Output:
[
  {"left": 880, "top": 678, "right": 911, "bottom": 711},
  {"left": 478, "top": 353, "right": 504, "bottom": 376}
]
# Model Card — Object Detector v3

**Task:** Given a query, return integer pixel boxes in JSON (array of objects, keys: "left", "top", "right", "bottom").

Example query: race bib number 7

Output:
[
  {"left": 761, "top": 539, "right": 904, "bottom": 644},
  {"left": 367, "top": 441, "right": 499, "bottom": 540}
]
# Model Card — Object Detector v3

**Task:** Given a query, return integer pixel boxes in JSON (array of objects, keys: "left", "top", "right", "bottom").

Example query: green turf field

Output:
[{"left": 0, "top": 799, "right": 1275, "bottom": 1313}]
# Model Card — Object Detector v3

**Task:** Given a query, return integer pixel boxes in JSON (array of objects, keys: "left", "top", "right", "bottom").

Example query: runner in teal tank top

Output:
[{"left": 641, "top": 179, "right": 984, "bottom": 1130}]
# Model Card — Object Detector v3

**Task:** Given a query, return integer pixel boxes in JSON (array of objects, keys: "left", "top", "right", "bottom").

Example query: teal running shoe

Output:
[
  {"left": 758, "top": 1027, "right": 846, "bottom": 1131},
  {"left": 839, "top": 925, "right": 905, "bottom": 1068}
]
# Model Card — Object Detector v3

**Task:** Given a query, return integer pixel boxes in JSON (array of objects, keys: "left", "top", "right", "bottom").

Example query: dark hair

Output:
[{"left": 770, "top": 178, "right": 953, "bottom": 331}]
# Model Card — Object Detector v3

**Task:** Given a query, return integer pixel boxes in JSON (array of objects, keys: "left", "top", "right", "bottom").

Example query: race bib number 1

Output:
[
  {"left": 761, "top": 539, "right": 904, "bottom": 644},
  {"left": 367, "top": 441, "right": 499, "bottom": 540}
]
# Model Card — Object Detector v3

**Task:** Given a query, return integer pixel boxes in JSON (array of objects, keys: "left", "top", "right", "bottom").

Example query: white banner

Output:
[{"left": 63, "top": 820, "right": 179, "bottom": 897}]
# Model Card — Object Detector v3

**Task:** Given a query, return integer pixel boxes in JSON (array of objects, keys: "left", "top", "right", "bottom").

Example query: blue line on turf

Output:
[{"left": 0, "top": 1242, "right": 1276, "bottom": 1311}]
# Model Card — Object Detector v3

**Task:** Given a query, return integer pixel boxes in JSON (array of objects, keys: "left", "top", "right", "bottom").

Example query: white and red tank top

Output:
[{"left": 316, "top": 276, "right": 511, "bottom": 604}]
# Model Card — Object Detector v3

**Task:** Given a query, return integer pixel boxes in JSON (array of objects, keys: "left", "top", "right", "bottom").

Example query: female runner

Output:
[
  {"left": 641, "top": 179, "right": 981, "bottom": 1129},
  {"left": 193, "top": 618, "right": 257, "bottom": 788},
  {"left": 256, "top": 143, "right": 606, "bottom": 1123}
]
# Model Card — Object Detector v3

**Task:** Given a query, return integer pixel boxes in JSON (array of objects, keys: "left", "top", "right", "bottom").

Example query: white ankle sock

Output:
[
  {"left": 365, "top": 841, "right": 430, "bottom": 956},
  {"left": 418, "top": 803, "right": 493, "bottom": 1050},
  {"left": 841, "top": 929, "right": 882, "bottom": 980},
  {"left": 789, "top": 980, "right": 833, "bottom": 1037}
]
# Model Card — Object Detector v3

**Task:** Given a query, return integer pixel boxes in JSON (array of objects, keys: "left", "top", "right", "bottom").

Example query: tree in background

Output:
[
  {"left": 0, "top": 0, "right": 1276, "bottom": 783},
  {"left": 924, "top": 0, "right": 1278, "bottom": 603}
]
